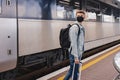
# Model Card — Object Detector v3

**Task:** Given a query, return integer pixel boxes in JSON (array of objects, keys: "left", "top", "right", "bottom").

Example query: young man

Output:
[{"left": 64, "top": 10, "right": 85, "bottom": 80}]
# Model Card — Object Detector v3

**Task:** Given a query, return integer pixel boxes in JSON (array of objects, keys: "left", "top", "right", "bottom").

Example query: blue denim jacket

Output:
[{"left": 69, "top": 22, "right": 85, "bottom": 59}]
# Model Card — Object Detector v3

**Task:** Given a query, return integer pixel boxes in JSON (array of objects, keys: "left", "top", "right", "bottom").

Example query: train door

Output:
[{"left": 0, "top": 0, "right": 17, "bottom": 72}]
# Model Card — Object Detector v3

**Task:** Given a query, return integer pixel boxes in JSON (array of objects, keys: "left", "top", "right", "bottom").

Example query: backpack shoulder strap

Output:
[
  {"left": 72, "top": 23, "right": 81, "bottom": 36},
  {"left": 73, "top": 23, "right": 85, "bottom": 37},
  {"left": 68, "top": 24, "right": 72, "bottom": 28}
]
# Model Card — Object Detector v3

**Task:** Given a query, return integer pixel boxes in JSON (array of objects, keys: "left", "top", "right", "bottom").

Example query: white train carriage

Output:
[{"left": 0, "top": 0, "right": 120, "bottom": 79}]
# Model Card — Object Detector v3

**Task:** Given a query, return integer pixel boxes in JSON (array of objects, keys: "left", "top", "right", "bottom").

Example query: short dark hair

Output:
[{"left": 76, "top": 10, "right": 85, "bottom": 15}]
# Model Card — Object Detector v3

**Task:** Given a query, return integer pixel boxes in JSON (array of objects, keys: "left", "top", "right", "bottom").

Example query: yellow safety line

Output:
[
  {"left": 82, "top": 46, "right": 120, "bottom": 70},
  {"left": 57, "top": 46, "right": 120, "bottom": 80}
]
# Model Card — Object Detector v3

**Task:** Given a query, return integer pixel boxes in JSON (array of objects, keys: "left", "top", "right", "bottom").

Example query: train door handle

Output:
[{"left": 7, "top": 49, "right": 12, "bottom": 55}]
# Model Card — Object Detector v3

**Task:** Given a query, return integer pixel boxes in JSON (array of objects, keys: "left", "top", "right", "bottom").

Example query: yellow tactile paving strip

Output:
[{"left": 57, "top": 46, "right": 120, "bottom": 80}]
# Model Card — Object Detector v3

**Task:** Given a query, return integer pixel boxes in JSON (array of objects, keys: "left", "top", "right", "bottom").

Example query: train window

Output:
[
  {"left": 0, "top": 0, "right": 1, "bottom": 14},
  {"left": 86, "top": 0, "right": 100, "bottom": 10},
  {"left": 56, "top": 0, "right": 81, "bottom": 20},
  {"left": 103, "top": 15, "right": 115, "bottom": 22},
  {"left": 100, "top": 3, "right": 112, "bottom": 15},
  {"left": 56, "top": 5, "right": 64, "bottom": 19},
  {"left": 18, "top": 0, "right": 56, "bottom": 20},
  {"left": 86, "top": 12, "right": 97, "bottom": 21},
  {"left": 56, "top": 5, "right": 75, "bottom": 20},
  {"left": 113, "top": 8, "right": 120, "bottom": 17}
]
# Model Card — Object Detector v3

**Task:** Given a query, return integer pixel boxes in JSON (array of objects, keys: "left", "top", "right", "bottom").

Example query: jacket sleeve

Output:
[{"left": 69, "top": 25, "right": 79, "bottom": 58}]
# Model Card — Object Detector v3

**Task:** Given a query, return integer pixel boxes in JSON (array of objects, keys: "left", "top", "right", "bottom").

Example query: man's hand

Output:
[{"left": 75, "top": 58, "right": 79, "bottom": 64}]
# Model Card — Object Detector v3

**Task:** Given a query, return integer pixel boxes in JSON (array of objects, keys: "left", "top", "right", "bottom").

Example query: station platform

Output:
[{"left": 37, "top": 45, "right": 120, "bottom": 80}]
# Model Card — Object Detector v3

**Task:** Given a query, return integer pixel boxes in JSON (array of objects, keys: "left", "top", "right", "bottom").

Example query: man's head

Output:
[{"left": 76, "top": 10, "right": 85, "bottom": 22}]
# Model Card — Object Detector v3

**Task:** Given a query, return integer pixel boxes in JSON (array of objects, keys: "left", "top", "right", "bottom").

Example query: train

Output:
[{"left": 0, "top": 0, "right": 120, "bottom": 80}]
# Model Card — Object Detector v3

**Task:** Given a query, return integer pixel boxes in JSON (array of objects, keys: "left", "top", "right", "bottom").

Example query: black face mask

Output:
[{"left": 77, "top": 16, "right": 84, "bottom": 22}]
